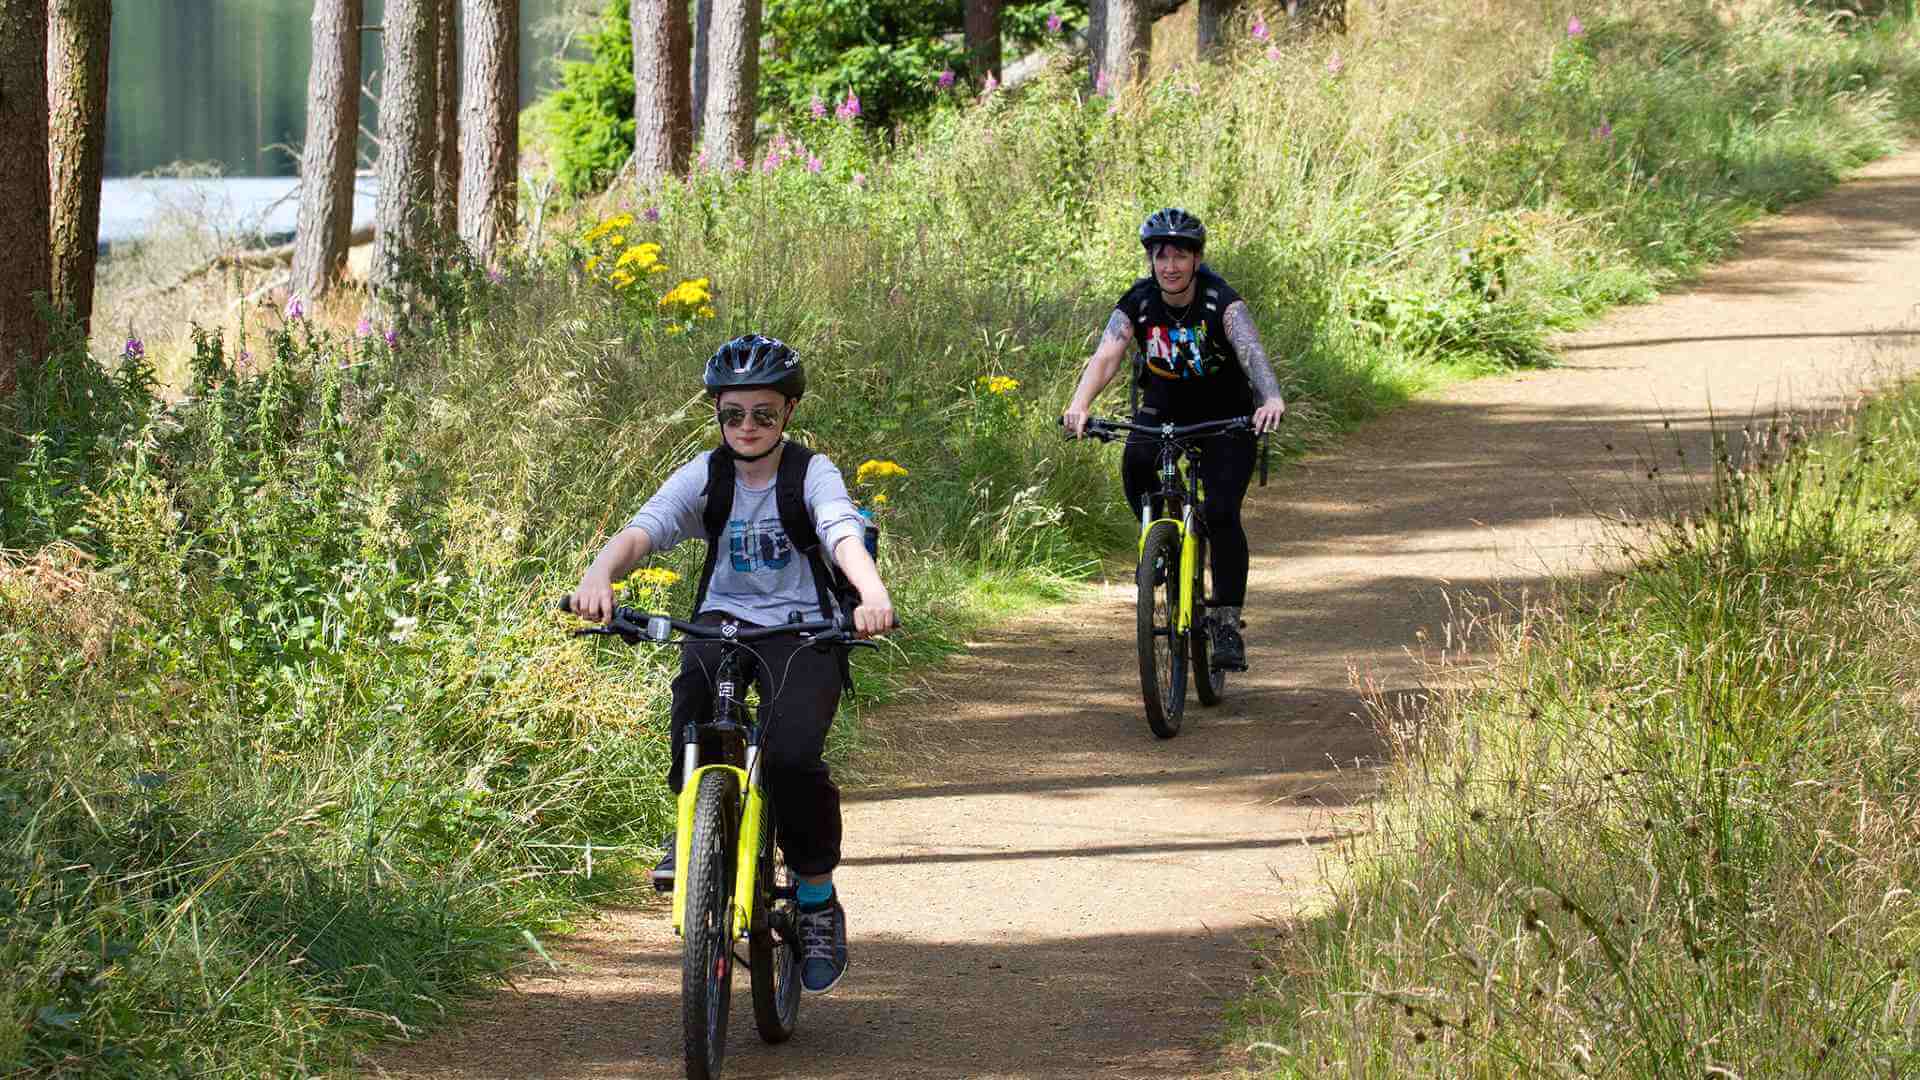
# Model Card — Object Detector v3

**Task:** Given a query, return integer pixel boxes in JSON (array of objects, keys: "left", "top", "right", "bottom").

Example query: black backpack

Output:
[{"left": 690, "top": 440, "right": 875, "bottom": 627}]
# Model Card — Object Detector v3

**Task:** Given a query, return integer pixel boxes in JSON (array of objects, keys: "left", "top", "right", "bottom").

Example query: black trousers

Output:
[
  {"left": 667, "top": 612, "right": 844, "bottom": 877},
  {"left": 1121, "top": 426, "right": 1256, "bottom": 607}
]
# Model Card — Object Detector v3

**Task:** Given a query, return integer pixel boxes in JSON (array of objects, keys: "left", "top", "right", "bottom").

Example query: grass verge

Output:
[{"left": 1235, "top": 379, "right": 1920, "bottom": 1074}]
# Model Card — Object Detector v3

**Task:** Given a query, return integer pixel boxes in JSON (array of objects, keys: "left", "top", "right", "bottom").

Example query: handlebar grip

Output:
[{"left": 557, "top": 595, "right": 574, "bottom": 614}]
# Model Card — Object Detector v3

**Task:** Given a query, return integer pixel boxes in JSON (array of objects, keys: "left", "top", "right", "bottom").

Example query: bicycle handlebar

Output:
[
  {"left": 1062, "top": 415, "right": 1255, "bottom": 443},
  {"left": 558, "top": 596, "right": 867, "bottom": 647}
]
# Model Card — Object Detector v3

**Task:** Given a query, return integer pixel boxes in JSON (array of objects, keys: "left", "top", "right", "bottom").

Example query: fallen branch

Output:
[{"left": 119, "top": 224, "right": 373, "bottom": 305}]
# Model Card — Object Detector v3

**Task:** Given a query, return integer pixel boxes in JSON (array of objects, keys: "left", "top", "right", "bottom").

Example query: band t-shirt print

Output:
[{"left": 1113, "top": 265, "right": 1253, "bottom": 422}]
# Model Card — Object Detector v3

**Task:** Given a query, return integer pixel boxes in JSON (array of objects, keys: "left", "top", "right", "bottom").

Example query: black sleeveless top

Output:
[{"left": 1113, "top": 266, "right": 1252, "bottom": 422}]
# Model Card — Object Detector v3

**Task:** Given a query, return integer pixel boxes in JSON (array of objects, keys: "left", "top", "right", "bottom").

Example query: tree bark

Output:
[
  {"left": 1286, "top": 0, "right": 1347, "bottom": 32},
  {"left": 291, "top": 0, "right": 361, "bottom": 302},
  {"left": 700, "top": 0, "right": 759, "bottom": 169},
  {"left": 47, "top": 0, "right": 108, "bottom": 336},
  {"left": 372, "top": 0, "right": 437, "bottom": 294},
  {"left": 1101, "top": 0, "right": 1147, "bottom": 91},
  {"left": 963, "top": 0, "right": 1001, "bottom": 81},
  {"left": 632, "top": 0, "right": 691, "bottom": 183},
  {"left": 432, "top": 0, "right": 459, "bottom": 237},
  {"left": 690, "top": 0, "right": 710, "bottom": 140},
  {"left": 0, "top": 0, "right": 51, "bottom": 392},
  {"left": 1197, "top": 0, "right": 1229, "bottom": 55},
  {"left": 459, "top": 0, "right": 517, "bottom": 265},
  {"left": 1087, "top": 0, "right": 1105, "bottom": 92}
]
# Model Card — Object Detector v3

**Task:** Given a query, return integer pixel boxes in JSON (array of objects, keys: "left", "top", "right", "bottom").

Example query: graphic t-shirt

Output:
[
  {"left": 625, "top": 447, "right": 865, "bottom": 624},
  {"left": 1112, "top": 266, "right": 1252, "bottom": 422}
]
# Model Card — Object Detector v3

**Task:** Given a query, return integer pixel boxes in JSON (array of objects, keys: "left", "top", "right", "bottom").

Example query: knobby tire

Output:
[
  {"left": 1138, "top": 520, "right": 1187, "bottom": 738},
  {"left": 749, "top": 807, "right": 801, "bottom": 1043},
  {"left": 683, "top": 770, "right": 740, "bottom": 1080},
  {"left": 1192, "top": 532, "right": 1226, "bottom": 707}
]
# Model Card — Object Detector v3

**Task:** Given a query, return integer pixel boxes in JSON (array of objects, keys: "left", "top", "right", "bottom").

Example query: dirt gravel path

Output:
[{"left": 368, "top": 150, "right": 1920, "bottom": 1079}]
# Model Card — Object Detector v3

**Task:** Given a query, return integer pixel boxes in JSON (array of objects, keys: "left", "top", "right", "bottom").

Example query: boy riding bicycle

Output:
[
  {"left": 570, "top": 334, "right": 895, "bottom": 995},
  {"left": 1061, "top": 208, "right": 1287, "bottom": 671}
]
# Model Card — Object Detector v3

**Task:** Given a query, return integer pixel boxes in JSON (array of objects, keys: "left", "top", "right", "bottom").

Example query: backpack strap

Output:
[
  {"left": 690, "top": 446, "right": 737, "bottom": 617},
  {"left": 772, "top": 442, "right": 841, "bottom": 625}
]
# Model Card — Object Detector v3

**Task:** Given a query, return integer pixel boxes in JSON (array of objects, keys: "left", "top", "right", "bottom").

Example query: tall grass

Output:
[
  {"left": 1238, "top": 388, "right": 1920, "bottom": 1074},
  {"left": 6, "top": 0, "right": 1919, "bottom": 1072}
]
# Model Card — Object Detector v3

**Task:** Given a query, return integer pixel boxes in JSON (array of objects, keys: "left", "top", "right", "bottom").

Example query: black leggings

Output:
[
  {"left": 1121, "top": 428, "right": 1256, "bottom": 607},
  {"left": 667, "top": 611, "right": 844, "bottom": 877}
]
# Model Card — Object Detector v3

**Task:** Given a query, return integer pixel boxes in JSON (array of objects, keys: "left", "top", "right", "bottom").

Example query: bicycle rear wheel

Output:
[
  {"left": 683, "top": 770, "right": 740, "bottom": 1080},
  {"left": 749, "top": 807, "right": 801, "bottom": 1043},
  {"left": 1138, "top": 520, "right": 1188, "bottom": 738},
  {"left": 1191, "top": 533, "right": 1226, "bottom": 707}
]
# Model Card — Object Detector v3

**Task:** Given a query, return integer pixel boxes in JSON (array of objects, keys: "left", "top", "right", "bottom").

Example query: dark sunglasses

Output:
[{"left": 715, "top": 404, "right": 785, "bottom": 429}]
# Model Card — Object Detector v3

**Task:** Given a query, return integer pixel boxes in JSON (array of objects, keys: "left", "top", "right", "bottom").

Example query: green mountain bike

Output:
[
  {"left": 1076, "top": 415, "right": 1257, "bottom": 738},
  {"left": 562, "top": 600, "right": 871, "bottom": 1080}
]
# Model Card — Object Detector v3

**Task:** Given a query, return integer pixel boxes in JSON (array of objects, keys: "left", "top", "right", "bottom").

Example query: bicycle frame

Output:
[
  {"left": 670, "top": 645, "right": 776, "bottom": 942},
  {"left": 1136, "top": 443, "right": 1206, "bottom": 635}
]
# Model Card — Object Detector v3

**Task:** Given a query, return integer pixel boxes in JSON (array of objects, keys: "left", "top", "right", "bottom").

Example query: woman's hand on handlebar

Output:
[
  {"left": 1061, "top": 405, "right": 1092, "bottom": 439},
  {"left": 1253, "top": 396, "right": 1287, "bottom": 435},
  {"left": 570, "top": 574, "right": 617, "bottom": 625}
]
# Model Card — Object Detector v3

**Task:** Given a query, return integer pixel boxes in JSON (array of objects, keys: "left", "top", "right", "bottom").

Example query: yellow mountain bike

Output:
[
  {"left": 562, "top": 600, "right": 871, "bottom": 1080},
  {"left": 1077, "top": 415, "right": 1257, "bottom": 738}
]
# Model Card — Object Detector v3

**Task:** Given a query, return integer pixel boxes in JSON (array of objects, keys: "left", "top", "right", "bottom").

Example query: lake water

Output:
[{"left": 99, "top": 176, "right": 379, "bottom": 249}]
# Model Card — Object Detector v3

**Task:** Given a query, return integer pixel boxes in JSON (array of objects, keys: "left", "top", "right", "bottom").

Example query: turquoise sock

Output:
[{"left": 796, "top": 880, "right": 834, "bottom": 909}]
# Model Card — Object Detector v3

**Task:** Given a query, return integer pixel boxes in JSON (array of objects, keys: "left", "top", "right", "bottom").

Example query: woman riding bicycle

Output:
[
  {"left": 570, "top": 334, "right": 895, "bottom": 995},
  {"left": 1061, "top": 208, "right": 1286, "bottom": 671}
]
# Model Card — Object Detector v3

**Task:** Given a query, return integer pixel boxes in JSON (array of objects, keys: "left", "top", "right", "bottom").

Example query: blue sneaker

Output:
[{"left": 796, "top": 896, "right": 848, "bottom": 994}]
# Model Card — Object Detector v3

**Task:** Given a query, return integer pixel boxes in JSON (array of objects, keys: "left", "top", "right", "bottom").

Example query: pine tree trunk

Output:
[
  {"left": 458, "top": 0, "right": 517, "bottom": 265},
  {"left": 372, "top": 0, "right": 437, "bottom": 294},
  {"left": 632, "top": 0, "right": 691, "bottom": 183},
  {"left": 292, "top": 0, "right": 361, "bottom": 303},
  {"left": 0, "top": 0, "right": 51, "bottom": 393},
  {"left": 1286, "top": 0, "right": 1346, "bottom": 32},
  {"left": 690, "top": 0, "right": 710, "bottom": 141},
  {"left": 963, "top": 0, "right": 1001, "bottom": 81},
  {"left": 1087, "top": 0, "right": 1105, "bottom": 93},
  {"left": 700, "top": 0, "right": 759, "bottom": 169},
  {"left": 1197, "top": 0, "right": 1229, "bottom": 55},
  {"left": 1101, "top": 0, "right": 1147, "bottom": 91},
  {"left": 47, "top": 0, "right": 108, "bottom": 336},
  {"left": 433, "top": 0, "right": 459, "bottom": 237}
]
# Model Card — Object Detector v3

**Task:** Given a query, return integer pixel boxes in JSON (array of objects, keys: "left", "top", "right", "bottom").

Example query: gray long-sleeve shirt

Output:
[{"left": 627, "top": 446, "right": 866, "bottom": 624}]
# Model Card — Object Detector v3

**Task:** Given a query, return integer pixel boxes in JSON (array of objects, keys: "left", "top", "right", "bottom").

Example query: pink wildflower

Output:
[
  {"left": 123, "top": 337, "right": 144, "bottom": 361},
  {"left": 938, "top": 68, "right": 955, "bottom": 89},
  {"left": 644, "top": 206, "right": 661, "bottom": 222},
  {"left": 1267, "top": 46, "right": 1283, "bottom": 61},
  {"left": 356, "top": 317, "right": 373, "bottom": 337},
  {"left": 836, "top": 92, "right": 861, "bottom": 120},
  {"left": 384, "top": 328, "right": 399, "bottom": 349},
  {"left": 807, "top": 155, "right": 823, "bottom": 174},
  {"left": 1567, "top": 15, "right": 1584, "bottom": 36},
  {"left": 1046, "top": 12, "right": 1063, "bottom": 32},
  {"left": 1326, "top": 50, "right": 1344, "bottom": 75},
  {"left": 285, "top": 295, "right": 304, "bottom": 320},
  {"left": 1594, "top": 118, "right": 1613, "bottom": 139},
  {"left": 1095, "top": 69, "right": 1109, "bottom": 95},
  {"left": 852, "top": 172, "right": 866, "bottom": 187},
  {"left": 982, "top": 72, "right": 998, "bottom": 94},
  {"left": 1251, "top": 17, "right": 1269, "bottom": 41},
  {"left": 731, "top": 156, "right": 745, "bottom": 171},
  {"left": 810, "top": 95, "right": 827, "bottom": 119}
]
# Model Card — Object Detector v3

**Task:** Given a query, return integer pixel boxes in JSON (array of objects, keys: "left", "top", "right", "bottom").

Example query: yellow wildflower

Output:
[
  {"left": 856, "top": 459, "right": 909, "bottom": 485},
  {"left": 872, "top": 493, "right": 889, "bottom": 506},
  {"left": 631, "top": 567, "right": 682, "bottom": 587},
  {"left": 978, "top": 374, "right": 1020, "bottom": 395},
  {"left": 582, "top": 212, "right": 634, "bottom": 243},
  {"left": 607, "top": 234, "right": 627, "bottom": 247},
  {"left": 616, "top": 243, "right": 662, "bottom": 270},
  {"left": 584, "top": 255, "right": 601, "bottom": 273},
  {"left": 697, "top": 305, "right": 716, "bottom": 319},
  {"left": 609, "top": 269, "right": 637, "bottom": 288},
  {"left": 660, "top": 277, "right": 714, "bottom": 308}
]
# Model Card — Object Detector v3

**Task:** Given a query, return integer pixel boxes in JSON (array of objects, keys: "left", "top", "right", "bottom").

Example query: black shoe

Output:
[
  {"left": 797, "top": 896, "right": 849, "bottom": 994},
  {"left": 650, "top": 834, "right": 675, "bottom": 892},
  {"left": 1211, "top": 621, "right": 1248, "bottom": 672}
]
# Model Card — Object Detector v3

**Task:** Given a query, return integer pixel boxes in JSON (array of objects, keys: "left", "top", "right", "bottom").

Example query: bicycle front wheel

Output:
[
  {"left": 1138, "top": 520, "right": 1188, "bottom": 738},
  {"left": 683, "top": 769, "right": 740, "bottom": 1080},
  {"left": 749, "top": 807, "right": 801, "bottom": 1043}
]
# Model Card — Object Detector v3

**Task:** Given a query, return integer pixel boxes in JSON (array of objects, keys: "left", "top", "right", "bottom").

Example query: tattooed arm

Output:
[
  {"left": 1063, "top": 309, "right": 1135, "bottom": 437},
  {"left": 1223, "top": 300, "right": 1287, "bottom": 434}
]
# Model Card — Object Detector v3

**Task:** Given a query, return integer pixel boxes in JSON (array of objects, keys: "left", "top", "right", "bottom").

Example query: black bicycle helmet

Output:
[
  {"left": 1139, "top": 207, "right": 1206, "bottom": 254},
  {"left": 703, "top": 334, "right": 806, "bottom": 399}
]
